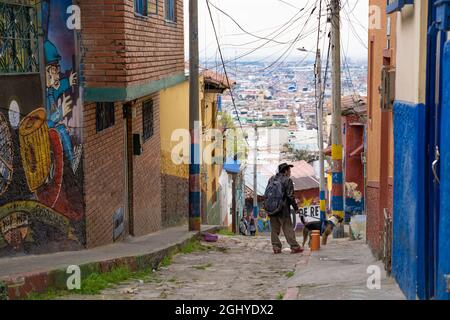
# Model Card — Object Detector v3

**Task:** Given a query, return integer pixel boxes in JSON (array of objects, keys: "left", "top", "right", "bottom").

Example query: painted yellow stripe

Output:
[
  {"left": 320, "top": 200, "right": 326, "bottom": 212},
  {"left": 332, "top": 144, "right": 343, "bottom": 160},
  {"left": 332, "top": 210, "right": 344, "bottom": 219}
]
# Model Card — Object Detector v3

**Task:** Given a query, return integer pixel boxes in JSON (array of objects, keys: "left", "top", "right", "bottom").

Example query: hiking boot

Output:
[
  {"left": 290, "top": 247, "right": 304, "bottom": 254},
  {"left": 273, "top": 248, "right": 282, "bottom": 254}
]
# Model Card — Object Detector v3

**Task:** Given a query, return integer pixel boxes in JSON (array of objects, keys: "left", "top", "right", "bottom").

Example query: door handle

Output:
[{"left": 432, "top": 146, "right": 440, "bottom": 184}]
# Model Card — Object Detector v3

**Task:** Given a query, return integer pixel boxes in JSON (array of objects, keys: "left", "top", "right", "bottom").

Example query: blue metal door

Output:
[
  {"left": 437, "top": 38, "right": 450, "bottom": 300},
  {"left": 427, "top": 0, "right": 450, "bottom": 300}
]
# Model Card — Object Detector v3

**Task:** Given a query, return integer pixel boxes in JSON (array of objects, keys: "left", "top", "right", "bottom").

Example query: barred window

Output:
[
  {"left": 0, "top": 1, "right": 39, "bottom": 74},
  {"left": 142, "top": 100, "right": 154, "bottom": 141},
  {"left": 96, "top": 102, "right": 115, "bottom": 132}
]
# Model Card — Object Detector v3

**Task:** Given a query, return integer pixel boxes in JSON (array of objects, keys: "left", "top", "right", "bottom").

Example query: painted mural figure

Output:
[{"left": 44, "top": 39, "right": 78, "bottom": 172}]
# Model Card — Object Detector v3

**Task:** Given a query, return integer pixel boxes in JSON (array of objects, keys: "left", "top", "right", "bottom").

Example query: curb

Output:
[
  {"left": 283, "top": 250, "right": 312, "bottom": 301},
  {"left": 1, "top": 226, "right": 221, "bottom": 300}
]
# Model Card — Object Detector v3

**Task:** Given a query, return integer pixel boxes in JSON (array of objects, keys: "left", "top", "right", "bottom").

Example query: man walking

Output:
[{"left": 265, "top": 163, "right": 304, "bottom": 254}]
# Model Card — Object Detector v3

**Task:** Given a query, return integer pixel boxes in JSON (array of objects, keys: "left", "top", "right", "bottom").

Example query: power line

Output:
[
  {"left": 205, "top": 0, "right": 249, "bottom": 147},
  {"left": 261, "top": 1, "right": 319, "bottom": 72},
  {"left": 208, "top": 1, "right": 289, "bottom": 45},
  {"left": 202, "top": 0, "right": 316, "bottom": 69}
]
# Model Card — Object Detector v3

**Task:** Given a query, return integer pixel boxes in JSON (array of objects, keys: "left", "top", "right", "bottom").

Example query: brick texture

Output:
[
  {"left": 83, "top": 102, "right": 126, "bottom": 248},
  {"left": 129, "top": 93, "right": 162, "bottom": 236},
  {"left": 366, "top": 183, "right": 393, "bottom": 259},
  {"left": 79, "top": 0, "right": 185, "bottom": 88}
]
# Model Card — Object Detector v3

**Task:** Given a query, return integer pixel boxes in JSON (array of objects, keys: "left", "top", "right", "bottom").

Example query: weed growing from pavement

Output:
[
  {"left": 26, "top": 267, "right": 156, "bottom": 299},
  {"left": 26, "top": 239, "right": 214, "bottom": 300},
  {"left": 285, "top": 271, "right": 295, "bottom": 278},
  {"left": 192, "top": 263, "right": 213, "bottom": 270},
  {"left": 216, "top": 229, "right": 235, "bottom": 236},
  {"left": 0, "top": 282, "right": 7, "bottom": 300},
  {"left": 276, "top": 293, "right": 284, "bottom": 300}
]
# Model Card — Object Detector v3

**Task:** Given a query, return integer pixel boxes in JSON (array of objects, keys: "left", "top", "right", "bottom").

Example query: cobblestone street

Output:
[
  {"left": 58, "top": 234, "right": 405, "bottom": 300},
  {"left": 60, "top": 235, "right": 299, "bottom": 300}
]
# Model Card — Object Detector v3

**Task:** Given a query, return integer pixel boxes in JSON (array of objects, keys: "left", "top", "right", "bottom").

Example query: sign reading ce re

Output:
[{"left": 298, "top": 205, "right": 320, "bottom": 218}]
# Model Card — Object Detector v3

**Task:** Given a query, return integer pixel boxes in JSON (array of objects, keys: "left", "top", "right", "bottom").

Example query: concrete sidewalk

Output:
[
  {"left": 284, "top": 238, "right": 406, "bottom": 300},
  {"left": 0, "top": 225, "right": 219, "bottom": 299}
]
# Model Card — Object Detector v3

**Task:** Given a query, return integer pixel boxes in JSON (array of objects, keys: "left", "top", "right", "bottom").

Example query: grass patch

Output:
[
  {"left": 179, "top": 238, "right": 213, "bottom": 254},
  {"left": 26, "top": 267, "right": 154, "bottom": 300},
  {"left": 27, "top": 238, "right": 213, "bottom": 300},
  {"left": 285, "top": 271, "right": 295, "bottom": 278},
  {"left": 26, "top": 289, "right": 69, "bottom": 300},
  {"left": 276, "top": 293, "right": 284, "bottom": 300},
  {"left": 216, "top": 229, "right": 235, "bottom": 236},
  {"left": 192, "top": 263, "right": 213, "bottom": 270},
  {"left": 159, "top": 255, "right": 173, "bottom": 268}
]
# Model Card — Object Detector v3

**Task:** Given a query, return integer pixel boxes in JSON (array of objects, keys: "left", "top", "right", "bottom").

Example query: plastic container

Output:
[{"left": 310, "top": 230, "right": 321, "bottom": 251}]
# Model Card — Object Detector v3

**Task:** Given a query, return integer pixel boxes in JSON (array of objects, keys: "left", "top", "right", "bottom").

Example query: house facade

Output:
[
  {"left": 0, "top": 0, "right": 185, "bottom": 256},
  {"left": 366, "top": 0, "right": 396, "bottom": 260},
  {"left": 372, "top": 0, "right": 450, "bottom": 300},
  {"left": 159, "top": 70, "right": 233, "bottom": 228}
]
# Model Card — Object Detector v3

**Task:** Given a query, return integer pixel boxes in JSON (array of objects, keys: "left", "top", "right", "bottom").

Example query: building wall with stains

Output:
[
  {"left": 343, "top": 114, "right": 365, "bottom": 215},
  {"left": 0, "top": 0, "right": 85, "bottom": 256},
  {"left": 367, "top": 0, "right": 396, "bottom": 259}
]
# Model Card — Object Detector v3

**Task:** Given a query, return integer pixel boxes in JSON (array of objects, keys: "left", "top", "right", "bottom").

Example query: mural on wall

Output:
[
  {"left": 345, "top": 182, "right": 364, "bottom": 213},
  {"left": 0, "top": 0, "right": 85, "bottom": 256}
]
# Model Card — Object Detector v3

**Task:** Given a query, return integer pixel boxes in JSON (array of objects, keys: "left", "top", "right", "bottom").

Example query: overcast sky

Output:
[{"left": 184, "top": 0, "right": 368, "bottom": 63}]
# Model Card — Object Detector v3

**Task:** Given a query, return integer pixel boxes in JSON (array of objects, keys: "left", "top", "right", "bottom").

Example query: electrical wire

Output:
[{"left": 205, "top": 0, "right": 250, "bottom": 147}]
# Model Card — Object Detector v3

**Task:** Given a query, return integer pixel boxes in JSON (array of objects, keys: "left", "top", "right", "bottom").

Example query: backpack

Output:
[{"left": 264, "top": 176, "right": 284, "bottom": 216}]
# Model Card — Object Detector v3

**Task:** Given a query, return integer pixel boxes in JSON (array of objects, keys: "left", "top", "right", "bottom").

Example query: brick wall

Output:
[
  {"left": 130, "top": 93, "right": 162, "bottom": 236},
  {"left": 79, "top": 0, "right": 185, "bottom": 88},
  {"left": 83, "top": 102, "right": 126, "bottom": 248},
  {"left": 366, "top": 182, "right": 393, "bottom": 259}
]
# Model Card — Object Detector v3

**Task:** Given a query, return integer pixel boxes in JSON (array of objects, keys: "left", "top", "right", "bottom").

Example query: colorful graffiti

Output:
[
  {"left": 0, "top": 0, "right": 84, "bottom": 256},
  {"left": 345, "top": 182, "right": 364, "bottom": 213}
]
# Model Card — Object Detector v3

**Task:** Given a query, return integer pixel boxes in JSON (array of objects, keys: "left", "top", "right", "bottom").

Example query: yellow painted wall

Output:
[
  {"left": 395, "top": 0, "right": 428, "bottom": 104},
  {"left": 160, "top": 80, "right": 189, "bottom": 179},
  {"left": 201, "top": 87, "right": 222, "bottom": 210},
  {"left": 159, "top": 75, "right": 222, "bottom": 210}
]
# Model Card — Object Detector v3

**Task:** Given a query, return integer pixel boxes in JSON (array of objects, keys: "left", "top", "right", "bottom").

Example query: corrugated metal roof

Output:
[{"left": 290, "top": 161, "right": 319, "bottom": 191}]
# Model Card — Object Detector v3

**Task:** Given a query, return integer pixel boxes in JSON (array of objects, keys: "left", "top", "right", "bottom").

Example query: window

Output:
[
  {"left": 142, "top": 100, "right": 154, "bottom": 141},
  {"left": 0, "top": 1, "right": 39, "bottom": 74},
  {"left": 134, "top": 0, "right": 148, "bottom": 16},
  {"left": 149, "top": 0, "right": 158, "bottom": 14},
  {"left": 386, "top": 0, "right": 414, "bottom": 14},
  {"left": 165, "top": 0, "right": 176, "bottom": 22},
  {"left": 96, "top": 102, "right": 115, "bottom": 132}
]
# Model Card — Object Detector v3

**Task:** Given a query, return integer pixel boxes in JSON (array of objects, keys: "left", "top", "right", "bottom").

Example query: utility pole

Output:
[
  {"left": 189, "top": 0, "right": 201, "bottom": 231},
  {"left": 315, "top": 49, "right": 326, "bottom": 223},
  {"left": 253, "top": 125, "right": 258, "bottom": 218},
  {"left": 330, "top": 0, "right": 344, "bottom": 224},
  {"left": 231, "top": 132, "right": 238, "bottom": 234}
]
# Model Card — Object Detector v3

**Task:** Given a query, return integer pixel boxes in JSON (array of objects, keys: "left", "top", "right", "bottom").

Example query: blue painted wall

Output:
[
  {"left": 437, "top": 41, "right": 450, "bottom": 300},
  {"left": 392, "top": 101, "right": 427, "bottom": 300}
]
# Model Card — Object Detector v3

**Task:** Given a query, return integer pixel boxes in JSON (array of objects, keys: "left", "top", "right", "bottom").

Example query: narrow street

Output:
[
  {"left": 59, "top": 234, "right": 404, "bottom": 300},
  {"left": 60, "top": 235, "right": 299, "bottom": 300}
]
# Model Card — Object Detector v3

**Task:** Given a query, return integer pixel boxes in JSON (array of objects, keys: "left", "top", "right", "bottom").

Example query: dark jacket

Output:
[{"left": 272, "top": 173, "right": 299, "bottom": 217}]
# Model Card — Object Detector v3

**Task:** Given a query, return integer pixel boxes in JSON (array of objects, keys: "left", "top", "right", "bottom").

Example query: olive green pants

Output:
[{"left": 270, "top": 215, "right": 301, "bottom": 250}]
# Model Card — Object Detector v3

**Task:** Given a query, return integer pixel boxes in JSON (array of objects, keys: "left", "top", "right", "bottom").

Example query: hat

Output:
[
  {"left": 278, "top": 163, "right": 294, "bottom": 173},
  {"left": 44, "top": 40, "right": 61, "bottom": 65}
]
